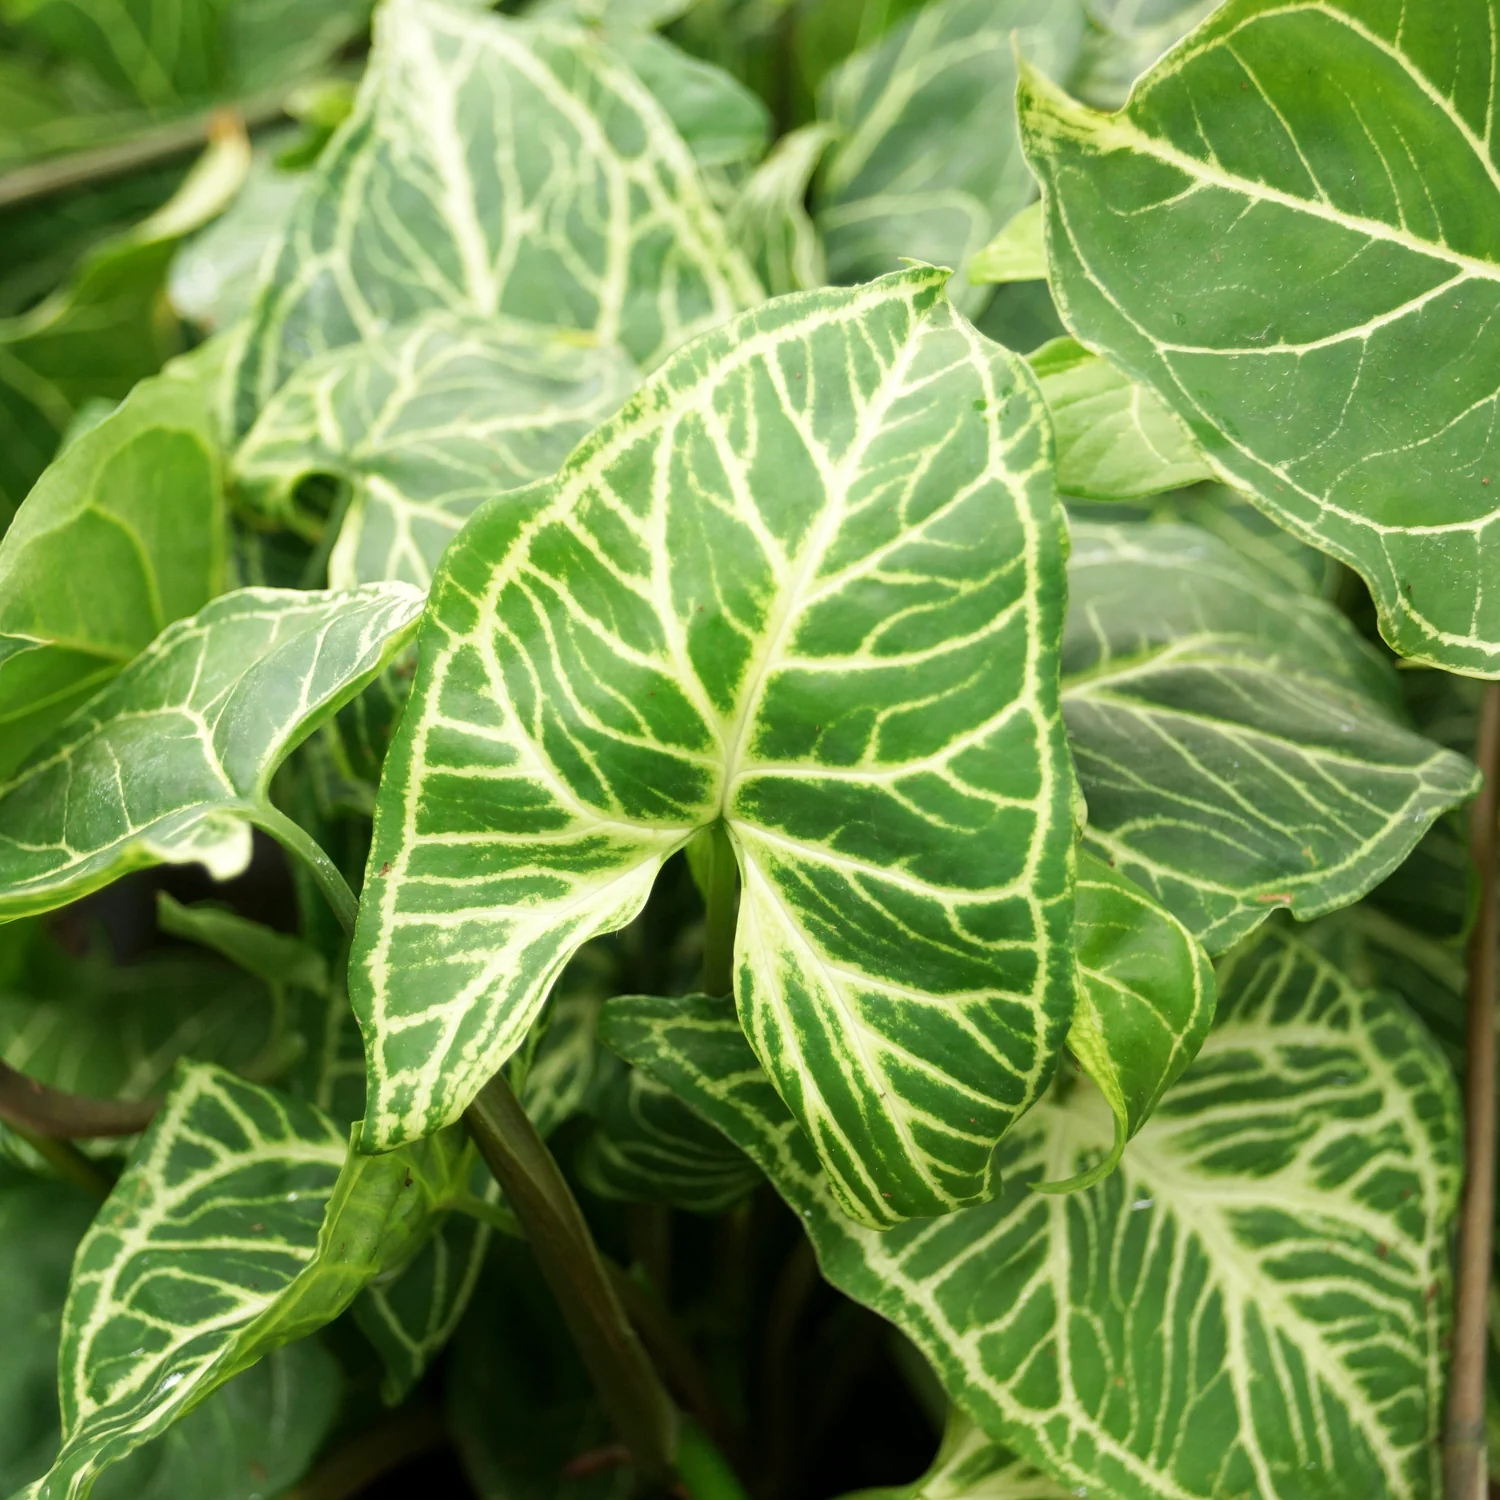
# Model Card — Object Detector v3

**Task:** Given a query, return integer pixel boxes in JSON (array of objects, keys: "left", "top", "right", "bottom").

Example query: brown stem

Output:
[
  {"left": 1447, "top": 680, "right": 1500, "bottom": 1500},
  {"left": 466, "top": 1072, "right": 677, "bottom": 1483},
  {"left": 280, "top": 1405, "right": 447, "bottom": 1500},
  {"left": 0, "top": 91, "right": 288, "bottom": 211},
  {"left": 0, "top": 1061, "right": 158, "bottom": 1139}
]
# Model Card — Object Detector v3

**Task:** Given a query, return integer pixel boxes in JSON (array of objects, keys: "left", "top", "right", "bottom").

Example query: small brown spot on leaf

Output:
[{"left": 378, "top": 861, "right": 391, "bottom": 877}]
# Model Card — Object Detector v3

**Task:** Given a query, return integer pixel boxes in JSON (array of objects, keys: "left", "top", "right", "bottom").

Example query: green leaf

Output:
[
  {"left": 0, "top": 1171, "right": 99, "bottom": 1494},
  {"left": 0, "top": 924, "right": 282, "bottom": 1124},
  {"left": 726, "top": 122, "right": 838, "bottom": 296},
  {"left": 350, "top": 267, "right": 1076, "bottom": 1226},
  {"left": 26, "top": 1063, "right": 468, "bottom": 1500},
  {"left": 354, "top": 1205, "right": 493, "bottom": 1404},
  {"left": 839, "top": 1409, "right": 1071, "bottom": 1499},
  {"left": 0, "top": 366, "right": 225, "bottom": 777},
  {"left": 602, "top": 920, "right": 1461, "bottom": 1500},
  {"left": 0, "top": 126, "right": 247, "bottom": 516},
  {"left": 0, "top": 582, "right": 424, "bottom": 921},
  {"left": 1018, "top": 5, "right": 1500, "bottom": 677},
  {"left": 1070, "top": 0, "right": 1217, "bottom": 111},
  {"left": 1047, "top": 850, "right": 1213, "bottom": 1192},
  {"left": 233, "top": 312, "right": 638, "bottom": 589},
  {"left": 513, "top": 959, "right": 613, "bottom": 1141},
  {"left": 1028, "top": 337, "right": 1211, "bottom": 501},
  {"left": 234, "top": 0, "right": 761, "bottom": 427},
  {"left": 1063, "top": 522, "right": 1479, "bottom": 952},
  {"left": 88, "top": 1343, "right": 342, "bottom": 1500},
  {"left": 576, "top": 1052, "right": 760, "bottom": 1213},
  {"left": 967, "top": 202, "right": 1046, "bottom": 287},
  {"left": 814, "top": 0, "right": 1085, "bottom": 315}
]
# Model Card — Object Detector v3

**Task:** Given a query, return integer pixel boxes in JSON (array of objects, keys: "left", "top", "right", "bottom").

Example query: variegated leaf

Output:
[
  {"left": 349, "top": 267, "right": 1075, "bottom": 1226},
  {"left": 840, "top": 1410, "right": 1071, "bottom": 1499},
  {"left": 1029, "top": 337, "right": 1211, "bottom": 501},
  {"left": 26, "top": 1064, "right": 470, "bottom": 1500},
  {"left": 0, "top": 369, "right": 225, "bottom": 779},
  {"left": 233, "top": 0, "right": 761, "bottom": 427},
  {"left": 577, "top": 1052, "right": 760, "bottom": 1213},
  {"left": 602, "top": 921, "right": 1460, "bottom": 1500},
  {"left": 0, "top": 584, "right": 424, "bottom": 921},
  {"left": 814, "top": 0, "right": 1084, "bottom": 315},
  {"left": 234, "top": 313, "right": 638, "bottom": 590},
  {"left": 1051, "top": 851, "right": 1213, "bottom": 1191},
  {"left": 1071, "top": 0, "right": 1218, "bottom": 110},
  {"left": 1019, "top": 1, "right": 1500, "bottom": 676},
  {"left": 727, "top": 123, "right": 838, "bottom": 296},
  {"left": 1063, "top": 523, "right": 1478, "bottom": 951}
]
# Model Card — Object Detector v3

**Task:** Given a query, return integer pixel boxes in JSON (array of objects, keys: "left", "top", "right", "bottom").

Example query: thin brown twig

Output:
[
  {"left": 1446, "top": 680, "right": 1500, "bottom": 1500},
  {"left": 0, "top": 1060, "right": 158, "bottom": 1138},
  {"left": 0, "top": 90, "right": 288, "bottom": 211}
]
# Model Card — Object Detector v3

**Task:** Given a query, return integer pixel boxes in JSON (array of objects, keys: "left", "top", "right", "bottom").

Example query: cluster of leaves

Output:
[{"left": 0, "top": 0, "right": 1492, "bottom": 1497}]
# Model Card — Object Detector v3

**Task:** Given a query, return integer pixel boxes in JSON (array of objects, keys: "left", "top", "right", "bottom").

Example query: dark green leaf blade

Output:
[
  {"left": 0, "top": 583, "right": 424, "bottom": 921},
  {"left": 351, "top": 268, "right": 1075, "bottom": 1226},
  {"left": 602, "top": 921, "right": 1460, "bottom": 1500},
  {"left": 1063, "top": 522, "right": 1479, "bottom": 951},
  {"left": 0, "top": 368, "right": 224, "bottom": 777},
  {"left": 1019, "top": 3, "right": 1500, "bottom": 676}
]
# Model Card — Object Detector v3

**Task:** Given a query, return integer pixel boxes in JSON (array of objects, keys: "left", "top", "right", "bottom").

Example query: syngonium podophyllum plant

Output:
[{"left": 0, "top": 0, "right": 1493, "bottom": 1496}]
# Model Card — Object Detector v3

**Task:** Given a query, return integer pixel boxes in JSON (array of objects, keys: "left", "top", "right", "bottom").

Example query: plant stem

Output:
[
  {"left": 0, "top": 1061, "right": 157, "bottom": 1138},
  {"left": 10, "top": 1127, "right": 115, "bottom": 1198},
  {"left": 247, "top": 804, "right": 359, "bottom": 937},
  {"left": 1446, "top": 679, "right": 1500, "bottom": 1500},
  {"left": 465, "top": 1072, "right": 678, "bottom": 1483},
  {"left": 676, "top": 1418, "right": 753, "bottom": 1500},
  {"left": 280, "top": 1405, "right": 447, "bottom": 1500},
  {"left": 0, "top": 91, "right": 288, "bottom": 211},
  {"left": 700, "top": 823, "right": 738, "bottom": 998}
]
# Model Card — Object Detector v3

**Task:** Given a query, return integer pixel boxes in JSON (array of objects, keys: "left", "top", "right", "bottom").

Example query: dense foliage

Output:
[{"left": 0, "top": 1, "right": 1492, "bottom": 1497}]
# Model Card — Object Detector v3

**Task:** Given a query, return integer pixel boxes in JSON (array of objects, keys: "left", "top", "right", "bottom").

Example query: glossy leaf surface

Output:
[
  {"left": 26, "top": 1064, "right": 467, "bottom": 1500},
  {"left": 1063, "top": 523, "right": 1478, "bottom": 951},
  {"left": 815, "top": 0, "right": 1084, "bottom": 314},
  {"left": 350, "top": 268, "right": 1075, "bottom": 1225},
  {"left": 1050, "top": 851, "right": 1213, "bottom": 1191},
  {"left": 0, "top": 369, "right": 224, "bottom": 777},
  {"left": 234, "top": 0, "right": 760, "bottom": 425},
  {"left": 1029, "top": 337, "right": 1210, "bottom": 501},
  {"left": 0, "top": 583, "right": 424, "bottom": 920},
  {"left": 234, "top": 312, "right": 637, "bottom": 589},
  {"left": 1020, "top": 1, "right": 1500, "bottom": 675},
  {"left": 603, "top": 922, "right": 1459, "bottom": 1500}
]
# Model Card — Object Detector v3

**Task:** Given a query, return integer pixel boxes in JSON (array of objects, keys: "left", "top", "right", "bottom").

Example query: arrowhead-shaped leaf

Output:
[
  {"left": 233, "top": 312, "right": 638, "bottom": 589},
  {"left": 1063, "top": 522, "right": 1479, "bottom": 951},
  {"left": 234, "top": 0, "right": 761, "bottom": 426},
  {"left": 1028, "top": 338, "right": 1211, "bottom": 501},
  {"left": 27, "top": 1065, "right": 469, "bottom": 1500},
  {"left": 1047, "top": 851, "right": 1213, "bottom": 1191},
  {"left": 1019, "top": 3, "right": 1500, "bottom": 676},
  {"left": 602, "top": 921, "right": 1459, "bottom": 1500},
  {"left": 0, "top": 370, "right": 225, "bottom": 778},
  {"left": 0, "top": 583, "right": 424, "bottom": 921},
  {"left": 350, "top": 267, "right": 1075, "bottom": 1225},
  {"left": 577, "top": 1053, "right": 761, "bottom": 1213},
  {"left": 814, "top": 0, "right": 1084, "bottom": 315}
]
